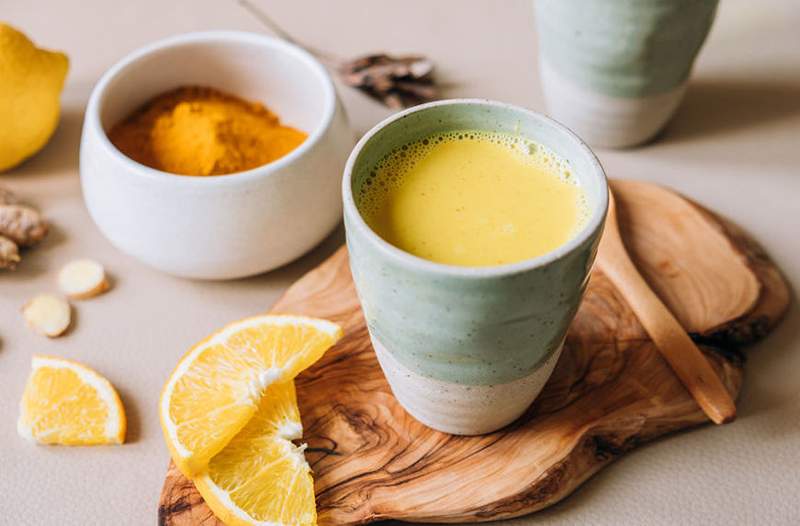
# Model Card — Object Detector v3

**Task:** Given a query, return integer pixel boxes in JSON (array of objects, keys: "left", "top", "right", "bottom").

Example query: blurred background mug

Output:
[
  {"left": 535, "top": 0, "right": 719, "bottom": 148},
  {"left": 342, "top": 100, "right": 608, "bottom": 435}
]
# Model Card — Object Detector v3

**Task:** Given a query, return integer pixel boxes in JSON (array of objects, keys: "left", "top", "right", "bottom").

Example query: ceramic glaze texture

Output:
[
  {"left": 347, "top": 220, "right": 596, "bottom": 386},
  {"left": 80, "top": 32, "right": 353, "bottom": 279},
  {"left": 343, "top": 100, "right": 608, "bottom": 434},
  {"left": 372, "top": 337, "right": 564, "bottom": 435},
  {"left": 539, "top": 61, "right": 687, "bottom": 150},
  {"left": 535, "top": 0, "right": 718, "bottom": 147}
]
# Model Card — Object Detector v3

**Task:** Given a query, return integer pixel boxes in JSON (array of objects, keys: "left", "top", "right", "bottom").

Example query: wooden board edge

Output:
[{"left": 690, "top": 204, "right": 791, "bottom": 345}]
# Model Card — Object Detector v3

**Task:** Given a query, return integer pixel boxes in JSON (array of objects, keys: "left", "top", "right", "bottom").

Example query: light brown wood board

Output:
[{"left": 158, "top": 180, "right": 790, "bottom": 525}]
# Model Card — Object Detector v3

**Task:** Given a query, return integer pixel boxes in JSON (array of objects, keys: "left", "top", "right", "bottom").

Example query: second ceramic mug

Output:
[
  {"left": 535, "top": 0, "right": 719, "bottom": 148},
  {"left": 342, "top": 99, "right": 608, "bottom": 435}
]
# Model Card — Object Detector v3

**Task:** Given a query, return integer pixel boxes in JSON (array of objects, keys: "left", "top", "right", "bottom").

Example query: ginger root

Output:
[
  {"left": 0, "top": 186, "right": 18, "bottom": 205},
  {"left": 0, "top": 204, "right": 48, "bottom": 246},
  {"left": 0, "top": 235, "right": 20, "bottom": 269},
  {"left": 0, "top": 186, "right": 48, "bottom": 269}
]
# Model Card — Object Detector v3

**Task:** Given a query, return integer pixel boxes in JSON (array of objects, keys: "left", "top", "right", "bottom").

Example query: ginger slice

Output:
[
  {"left": 23, "top": 294, "right": 71, "bottom": 337},
  {"left": 58, "top": 259, "right": 109, "bottom": 299}
]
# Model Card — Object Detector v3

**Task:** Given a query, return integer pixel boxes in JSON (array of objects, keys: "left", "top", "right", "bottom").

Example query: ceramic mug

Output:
[
  {"left": 535, "top": 0, "right": 719, "bottom": 148},
  {"left": 342, "top": 99, "right": 608, "bottom": 435}
]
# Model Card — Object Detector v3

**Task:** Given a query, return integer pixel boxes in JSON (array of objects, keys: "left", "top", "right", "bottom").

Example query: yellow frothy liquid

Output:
[{"left": 357, "top": 130, "right": 589, "bottom": 267}]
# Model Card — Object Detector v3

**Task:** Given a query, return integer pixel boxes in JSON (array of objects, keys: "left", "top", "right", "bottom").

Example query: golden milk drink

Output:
[{"left": 356, "top": 130, "right": 589, "bottom": 266}]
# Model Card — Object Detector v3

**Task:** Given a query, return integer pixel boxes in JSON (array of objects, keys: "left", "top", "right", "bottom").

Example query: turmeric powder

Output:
[{"left": 108, "top": 86, "right": 307, "bottom": 176}]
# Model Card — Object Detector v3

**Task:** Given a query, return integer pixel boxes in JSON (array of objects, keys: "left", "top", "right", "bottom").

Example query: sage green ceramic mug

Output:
[
  {"left": 342, "top": 99, "right": 608, "bottom": 435},
  {"left": 535, "top": 0, "right": 719, "bottom": 148}
]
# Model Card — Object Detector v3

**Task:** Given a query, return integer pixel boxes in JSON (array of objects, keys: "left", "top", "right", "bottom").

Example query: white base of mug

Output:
[
  {"left": 539, "top": 59, "right": 686, "bottom": 149},
  {"left": 371, "top": 338, "right": 563, "bottom": 435}
]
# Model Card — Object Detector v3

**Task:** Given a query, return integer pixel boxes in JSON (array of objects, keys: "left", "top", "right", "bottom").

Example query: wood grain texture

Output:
[
  {"left": 159, "top": 180, "right": 790, "bottom": 525},
  {"left": 597, "top": 187, "right": 736, "bottom": 424}
]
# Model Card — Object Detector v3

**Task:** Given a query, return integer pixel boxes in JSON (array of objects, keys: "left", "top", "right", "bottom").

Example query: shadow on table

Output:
[
  {"left": 115, "top": 384, "right": 143, "bottom": 444},
  {"left": 0, "top": 222, "right": 68, "bottom": 282},
  {"left": 221, "top": 222, "right": 346, "bottom": 293},
  {"left": 660, "top": 77, "right": 800, "bottom": 143},
  {"left": 737, "top": 298, "right": 799, "bottom": 429}
]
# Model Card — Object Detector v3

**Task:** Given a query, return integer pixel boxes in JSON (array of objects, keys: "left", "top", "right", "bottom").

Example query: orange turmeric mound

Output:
[{"left": 108, "top": 86, "right": 307, "bottom": 176}]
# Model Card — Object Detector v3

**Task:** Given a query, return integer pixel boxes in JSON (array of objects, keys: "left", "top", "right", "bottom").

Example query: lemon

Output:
[
  {"left": 0, "top": 23, "right": 69, "bottom": 172},
  {"left": 18, "top": 355, "right": 126, "bottom": 445},
  {"left": 195, "top": 381, "right": 317, "bottom": 526},
  {"left": 160, "top": 314, "right": 342, "bottom": 478}
]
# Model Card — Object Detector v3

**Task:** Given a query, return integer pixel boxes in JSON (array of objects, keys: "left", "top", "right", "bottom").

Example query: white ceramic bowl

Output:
[{"left": 80, "top": 31, "right": 353, "bottom": 279}]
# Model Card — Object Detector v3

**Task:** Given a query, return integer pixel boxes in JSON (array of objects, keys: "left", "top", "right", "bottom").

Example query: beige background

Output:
[{"left": 1, "top": 1, "right": 798, "bottom": 524}]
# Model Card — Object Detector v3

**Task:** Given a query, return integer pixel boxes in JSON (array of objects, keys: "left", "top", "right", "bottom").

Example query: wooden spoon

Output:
[{"left": 596, "top": 188, "right": 737, "bottom": 424}]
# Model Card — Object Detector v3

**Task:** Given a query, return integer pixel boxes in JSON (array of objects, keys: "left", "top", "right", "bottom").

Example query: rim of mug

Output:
[
  {"left": 84, "top": 30, "right": 337, "bottom": 187},
  {"left": 342, "top": 98, "right": 609, "bottom": 277}
]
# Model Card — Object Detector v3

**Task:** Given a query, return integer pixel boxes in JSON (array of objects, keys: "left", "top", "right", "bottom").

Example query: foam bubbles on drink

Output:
[{"left": 357, "top": 130, "right": 590, "bottom": 231}]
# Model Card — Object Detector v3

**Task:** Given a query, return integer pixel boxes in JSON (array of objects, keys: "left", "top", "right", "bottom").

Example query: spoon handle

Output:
[{"left": 598, "top": 191, "right": 736, "bottom": 425}]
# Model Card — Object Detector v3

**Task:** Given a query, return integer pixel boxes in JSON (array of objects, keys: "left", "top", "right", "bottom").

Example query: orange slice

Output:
[
  {"left": 18, "top": 355, "right": 126, "bottom": 445},
  {"left": 159, "top": 315, "right": 341, "bottom": 477},
  {"left": 195, "top": 381, "right": 316, "bottom": 526}
]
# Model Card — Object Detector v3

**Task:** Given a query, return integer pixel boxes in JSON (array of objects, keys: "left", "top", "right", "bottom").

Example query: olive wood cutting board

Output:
[{"left": 159, "top": 179, "right": 790, "bottom": 525}]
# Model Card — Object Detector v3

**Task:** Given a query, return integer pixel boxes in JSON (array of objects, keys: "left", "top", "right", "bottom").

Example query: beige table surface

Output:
[{"left": 2, "top": 1, "right": 798, "bottom": 524}]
